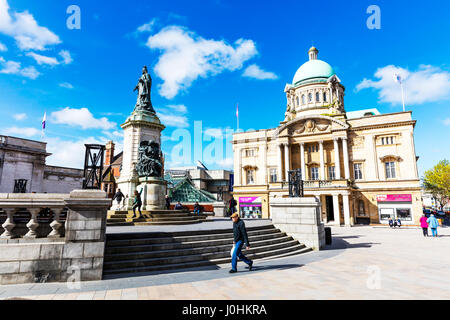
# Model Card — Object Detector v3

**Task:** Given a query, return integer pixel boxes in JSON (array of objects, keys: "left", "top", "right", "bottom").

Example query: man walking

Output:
[
  {"left": 229, "top": 213, "right": 253, "bottom": 273},
  {"left": 112, "top": 188, "right": 125, "bottom": 210}
]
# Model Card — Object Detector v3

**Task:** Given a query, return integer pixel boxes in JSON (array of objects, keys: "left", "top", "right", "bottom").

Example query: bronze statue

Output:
[
  {"left": 134, "top": 66, "right": 155, "bottom": 113},
  {"left": 136, "top": 140, "right": 162, "bottom": 177}
]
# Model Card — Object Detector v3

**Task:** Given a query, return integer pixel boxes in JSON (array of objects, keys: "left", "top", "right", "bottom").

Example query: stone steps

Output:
[
  {"left": 103, "top": 225, "right": 311, "bottom": 277},
  {"left": 107, "top": 209, "right": 207, "bottom": 226}
]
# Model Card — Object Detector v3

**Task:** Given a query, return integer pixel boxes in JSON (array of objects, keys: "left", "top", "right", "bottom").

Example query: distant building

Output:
[
  {"left": 0, "top": 135, "right": 83, "bottom": 193},
  {"left": 101, "top": 141, "right": 123, "bottom": 198},
  {"left": 232, "top": 47, "right": 422, "bottom": 225},
  {"left": 166, "top": 163, "right": 233, "bottom": 204}
]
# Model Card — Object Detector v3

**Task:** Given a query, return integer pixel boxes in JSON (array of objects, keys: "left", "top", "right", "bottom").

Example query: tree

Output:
[{"left": 423, "top": 160, "right": 450, "bottom": 209}]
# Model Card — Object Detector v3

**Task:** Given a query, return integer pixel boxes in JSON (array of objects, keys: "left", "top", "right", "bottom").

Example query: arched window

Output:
[
  {"left": 316, "top": 92, "right": 320, "bottom": 102},
  {"left": 308, "top": 93, "right": 313, "bottom": 103},
  {"left": 302, "top": 95, "right": 306, "bottom": 105},
  {"left": 246, "top": 168, "right": 255, "bottom": 185},
  {"left": 323, "top": 92, "right": 327, "bottom": 102}
]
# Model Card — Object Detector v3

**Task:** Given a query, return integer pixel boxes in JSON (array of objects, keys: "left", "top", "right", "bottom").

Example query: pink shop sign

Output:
[
  {"left": 239, "top": 197, "right": 261, "bottom": 203},
  {"left": 377, "top": 194, "right": 412, "bottom": 202}
]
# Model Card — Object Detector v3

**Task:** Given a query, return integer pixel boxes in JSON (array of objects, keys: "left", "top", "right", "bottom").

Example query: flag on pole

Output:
[
  {"left": 42, "top": 112, "right": 46, "bottom": 130},
  {"left": 393, "top": 73, "right": 402, "bottom": 84},
  {"left": 393, "top": 74, "right": 406, "bottom": 112}
]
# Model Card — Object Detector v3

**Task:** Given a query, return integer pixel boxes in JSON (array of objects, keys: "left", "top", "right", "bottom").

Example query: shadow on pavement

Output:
[
  {"left": 244, "top": 264, "right": 303, "bottom": 272},
  {"left": 324, "top": 236, "right": 380, "bottom": 251}
]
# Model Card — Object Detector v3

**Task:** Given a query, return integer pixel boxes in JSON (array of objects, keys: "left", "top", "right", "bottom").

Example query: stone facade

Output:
[
  {"left": 0, "top": 135, "right": 83, "bottom": 194},
  {"left": 232, "top": 48, "right": 422, "bottom": 226}
]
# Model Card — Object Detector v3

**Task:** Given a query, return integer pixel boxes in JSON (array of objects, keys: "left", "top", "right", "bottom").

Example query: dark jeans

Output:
[
  {"left": 133, "top": 203, "right": 142, "bottom": 216},
  {"left": 231, "top": 240, "right": 252, "bottom": 271},
  {"left": 422, "top": 227, "right": 428, "bottom": 237}
]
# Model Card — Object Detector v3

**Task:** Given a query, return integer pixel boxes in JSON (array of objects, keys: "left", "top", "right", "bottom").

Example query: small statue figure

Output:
[
  {"left": 136, "top": 140, "right": 163, "bottom": 178},
  {"left": 134, "top": 66, "right": 155, "bottom": 113}
]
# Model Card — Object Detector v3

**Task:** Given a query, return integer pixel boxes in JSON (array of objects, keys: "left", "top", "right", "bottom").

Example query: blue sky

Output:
[{"left": 0, "top": 0, "right": 449, "bottom": 178}]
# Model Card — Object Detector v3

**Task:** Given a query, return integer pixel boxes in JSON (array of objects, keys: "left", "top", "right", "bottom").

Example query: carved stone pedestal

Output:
[{"left": 139, "top": 177, "right": 167, "bottom": 211}]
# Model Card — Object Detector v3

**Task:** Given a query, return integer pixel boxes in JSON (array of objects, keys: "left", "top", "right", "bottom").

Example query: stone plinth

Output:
[
  {"left": 139, "top": 177, "right": 167, "bottom": 210},
  {"left": 116, "top": 109, "right": 165, "bottom": 210},
  {"left": 270, "top": 197, "right": 325, "bottom": 250},
  {"left": 213, "top": 202, "right": 227, "bottom": 217}
]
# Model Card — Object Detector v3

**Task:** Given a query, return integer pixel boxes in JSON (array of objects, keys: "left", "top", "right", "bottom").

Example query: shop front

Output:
[
  {"left": 377, "top": 194, "right": 413, "bottom": 224},
  {"left": 239, "top": 196, "right": 263, "bottom": 219}
]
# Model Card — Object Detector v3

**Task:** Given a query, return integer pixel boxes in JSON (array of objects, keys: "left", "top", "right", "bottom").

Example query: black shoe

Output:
[
  {"left": 248, "top": 261, "right": 253, "bottom": 271},
  {"left": 229, "top": 269, "right": 237, "bottom": 274}
]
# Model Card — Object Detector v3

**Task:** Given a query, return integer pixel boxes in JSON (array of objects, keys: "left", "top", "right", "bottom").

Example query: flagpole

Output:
[
  {"left": 236, "top": 103, "right": 239, "bottom": 132},
  {"left": 400, "top": 82, "right": 405, "bottom": 112}
]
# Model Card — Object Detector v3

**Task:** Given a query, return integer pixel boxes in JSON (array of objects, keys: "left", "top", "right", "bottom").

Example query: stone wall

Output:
[
  {"left": 0, "top": 190, "right": 111, "bottom": 285},
  {"left": 270, "top": 197, "right": 325, "bottom": 250},
  {"left": 43, "top": 166, "right": 84, "bottom": 194}
]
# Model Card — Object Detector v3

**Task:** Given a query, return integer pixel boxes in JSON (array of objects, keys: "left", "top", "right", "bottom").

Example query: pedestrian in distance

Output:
[
  {"left": 229, "top": 213, "right": 253, "bottom": 273},
  {"left": 132, "top": 189, "right": 143, "bottom": 219},
  {"left": 388, "top": 217, "right": 394, "bottom": 228},
  {"left": 122, "top": 194, "right": 128, "bottom": 211},
  {"left": 165, "top": 195, "right": 171, "bottom": 210},
  {"left": 229, "top": 197, "right": 237, "bottom": 215},
  {"left": 427, "top": 213, "right": 440, "bottom": 237},
  {"left": 174, "top": 201, "right": 183, "bottom": 210},
  {"left": 395, "top": 218, "right": 402, "bottom": 228},
  {"left": 420, "top": 213, "right": 429, "bottom": 237},
  {"left": 193, "top": 201, "right": 201, "bottom": 215},
  {"left": 112, "top": 188, "right": 125, "bottom": 210}
]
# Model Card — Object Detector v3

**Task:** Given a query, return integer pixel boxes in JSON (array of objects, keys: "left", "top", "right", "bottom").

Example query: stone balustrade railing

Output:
[
  {"left": 0, "top": 193, "right": 68, "bottom": 240},
  {"left": 0, "top": 190, "right": 111, "bottom": 285}
]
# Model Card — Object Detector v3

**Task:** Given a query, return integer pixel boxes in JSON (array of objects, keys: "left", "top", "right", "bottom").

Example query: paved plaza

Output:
[{"left": 1, "top": 224, "right": 449, "bottom": 300}]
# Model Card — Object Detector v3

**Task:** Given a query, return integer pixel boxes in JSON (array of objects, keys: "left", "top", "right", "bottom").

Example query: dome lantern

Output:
[{"left": 308, "top": 46, "right": 318, "bottom": 61}]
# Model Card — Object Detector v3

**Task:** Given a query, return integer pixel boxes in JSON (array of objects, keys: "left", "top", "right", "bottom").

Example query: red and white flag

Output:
[{"left": 236, "top": 103, "right": 239, "bottom": 118}]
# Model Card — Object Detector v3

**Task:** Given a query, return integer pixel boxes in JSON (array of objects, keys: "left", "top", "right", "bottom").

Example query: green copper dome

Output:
[
  {"left": 293, "top": 59, "right": 335, "bottom": 85},
  {"left": 292, "top": 47, "right": 335, "bottom": 85}
]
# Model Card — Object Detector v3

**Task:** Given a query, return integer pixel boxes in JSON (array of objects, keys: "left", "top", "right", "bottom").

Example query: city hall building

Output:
[{"left": 231, "top": 47, "right": 422, "bottom": 226}]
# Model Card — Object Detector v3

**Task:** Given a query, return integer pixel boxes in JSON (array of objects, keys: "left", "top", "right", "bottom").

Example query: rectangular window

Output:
[
  {"left": 354, "top": 163, "right": 363, "bottom": 180},
  {"left": 381, "top": 137, "right": 385, "bottom": 145},
  {"left": 385, "top": 162, "right": 396, "bottom": 179},
  {"left": 328, "top": 166, "right": 335, "bottom": 180},
  {"left": 379, "top": 208, "right": 394, "bottom": 221},
  {"left": 396, "top": 208, "right": 412, "bottom": 221},
  {"left": 310, "top": 167, "right": 319, "bottom": 181},
  {"left": 245, "top": 149, "right": 255, "bottom": 157},
  {"left": 246, "top": 169, "right": 255, "bottom": 185},
  {"left": 269, "top": 169, "right": 277, "bottom": 183}
]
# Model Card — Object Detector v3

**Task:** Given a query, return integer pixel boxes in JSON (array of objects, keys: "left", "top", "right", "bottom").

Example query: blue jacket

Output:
[{"left": 427, "top": 216, "right": 439, "bottom": 229}]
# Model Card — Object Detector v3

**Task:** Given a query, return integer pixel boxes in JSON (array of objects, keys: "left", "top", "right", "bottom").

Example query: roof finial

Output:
[{"left": 308, "top": 46, "right": 318, "bottom": 61}]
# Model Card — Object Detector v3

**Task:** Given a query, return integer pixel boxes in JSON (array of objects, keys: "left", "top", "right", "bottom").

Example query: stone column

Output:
[
  {"left": 371, "top": 135, "right": 380, "bottom": 180},
  {"left": 333, "top": 138, "right": 341, "bottom": 179},
  {"left": 24, "top": 208, "right": 40, "bottom": 239},
  {"left": 410, "top": 132, "right": 419, "bottom": 179},
  {"left": 277, "top": 144, "right": 283, "bottom": 182},
  {"left": 300, "top": 142, "right": 306, "bottom": 180},
  {"left": 284, "top": 143, "right": 290, "bottom": 181},
  {"left": 343, "top": 194, "right": 351, "bottom": 226},
  {"left": 342, "top": 137, "right": 350, "bottom": 179},
  {"left": 333, "top": 195, "right": 340, "bottom": 226},
  {"left": 0, "top": 209, "right": 16, "bottom": 239},
  {"left": 319, "top": 140, "right": 325, "bottom": 180}
]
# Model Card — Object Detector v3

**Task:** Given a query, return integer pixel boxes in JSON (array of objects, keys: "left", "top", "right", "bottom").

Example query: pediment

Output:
[{"left": 272, "top": 115, "right": 349, "bottom": 138}]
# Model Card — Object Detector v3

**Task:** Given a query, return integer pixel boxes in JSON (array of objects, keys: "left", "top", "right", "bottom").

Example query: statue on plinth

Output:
[
  {"left": 133, "top": 66, "right": 155, "bottom": 113},
  {"left": 136, "top": 140, "right": 162, "bottom": 178}
]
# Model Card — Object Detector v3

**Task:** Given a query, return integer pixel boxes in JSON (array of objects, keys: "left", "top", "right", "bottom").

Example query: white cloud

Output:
[
  {"left": 215, "top": 157, "right": 233, "bottom": 169},
  {"left": 50, "top": 107, "right": 117, "bottom": 130},
  {"left": 59, "top": 82, "right": 74, "bottom": 89},
  {"left": 2, "top": 126, "right": 40, "bottom": 137},
  {"left": 0, "top": 0, "right": 61, "bottom": 51},
  {"left": 45, "top": 136, "right": 108, "bottom": 169},
  {"left": 146, "top": 26, "right": 258, "bottom": 99},
  {"left": 356, "top": 65, "right": 450, "bottom": 105},
  {"left": 444, "top": 118, "right": 450, "bottom": 126},
  {"left": 59, "top": 50, "right": 73, "bottom": 65},
  {"left": 165, "top": 104, "right": 188, "bottom": 113},
  {"left": 137, "top": 19, "right": 157, "bottom": 33},
  {"left": 0, "top": 42, "right": 6, "bottom": 51},
  {"left": 13, "top": 113, "right": 27, "bottom": 121},
  {"left": 26, "top": 52, "right": 59, "bottom": 66},
  {"left": 242, "top": 64, "right": 278, "bottom": 80},
  {"left": 0, "top": 57, "right": 40, "bottom": 79},
  {"left": 158, "top": 113, "right": 189, "bottom": 128},
  {"left": 204, "top": 128, "right": 224, "bottom": 138}
]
